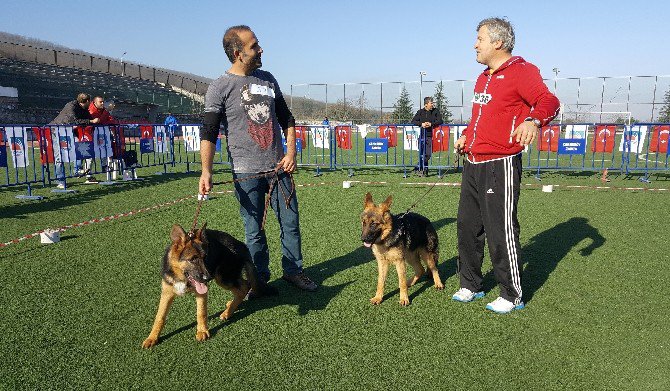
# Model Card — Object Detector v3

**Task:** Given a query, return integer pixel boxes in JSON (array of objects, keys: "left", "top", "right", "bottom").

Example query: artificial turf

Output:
[{"left": 1, "top": 166, "right": 668, "bottom": 390}]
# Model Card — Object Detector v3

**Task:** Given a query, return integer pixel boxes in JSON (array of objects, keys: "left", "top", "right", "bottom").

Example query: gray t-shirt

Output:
[{"left": 204, "top": 70, "right": 285, "bottom": 173}]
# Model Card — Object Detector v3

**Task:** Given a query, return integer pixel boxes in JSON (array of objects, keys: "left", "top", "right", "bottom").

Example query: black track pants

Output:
[{"left": 457, "top": 154, "right": 523, "bottom": 304}]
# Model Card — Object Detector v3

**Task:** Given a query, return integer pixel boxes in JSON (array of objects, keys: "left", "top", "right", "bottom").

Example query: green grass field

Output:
[{"left": 1, "top": 166, "right": 669, "bottom": 390}]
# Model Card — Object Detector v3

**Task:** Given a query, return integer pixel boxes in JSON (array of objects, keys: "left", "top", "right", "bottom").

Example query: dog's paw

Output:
[
  {"left": 434, "top": 281, "right": 445, "bottom": 290},
  {"left": 370, "top": 296, "right": 383, "bottom": 305},
  {"left": 142, "top": 337, "right": 157, "bottom": 349},
  {"left": 399, "top": 297, "right": 410, "bottom": 306},
  {"left": 195, "top": 329, "right": 210, "bottom": 342}
]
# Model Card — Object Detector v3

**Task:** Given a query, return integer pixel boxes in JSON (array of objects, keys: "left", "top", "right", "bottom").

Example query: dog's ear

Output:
[
  {"left": 170, "top": 224, "right": 187, "bottom": 243},
  {"left": 364, "top": 192, "right": 374, "bottom": 208},
  {"left": 381, "top": 195, "right": 393, "bottom": 210}
]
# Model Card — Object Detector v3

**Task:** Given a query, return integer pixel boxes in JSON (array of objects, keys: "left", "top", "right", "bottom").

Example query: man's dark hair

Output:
[
  {"left": 424, "top": 97, "right": 434, "bottom": 105},
  {"left": 223, "top": 25, "right": 252, "bottom": 63}
]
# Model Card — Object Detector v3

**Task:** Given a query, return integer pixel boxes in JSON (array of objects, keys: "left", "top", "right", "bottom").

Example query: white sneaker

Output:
[
  {"left": 452, "top": 288, "right": 485, "bottom": 303},
  {"left": 485, "top": 297, "right": 525, "bottom": 314}
]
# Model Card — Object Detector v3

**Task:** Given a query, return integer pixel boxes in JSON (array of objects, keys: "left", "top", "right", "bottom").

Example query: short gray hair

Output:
[{"left": 477, "top": 17, "right": 515, "bottom": 53}]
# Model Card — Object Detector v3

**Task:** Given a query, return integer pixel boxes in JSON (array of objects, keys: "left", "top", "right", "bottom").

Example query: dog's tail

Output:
[{"left": 244, "top": 258, "right": 260, "bottom": 294}]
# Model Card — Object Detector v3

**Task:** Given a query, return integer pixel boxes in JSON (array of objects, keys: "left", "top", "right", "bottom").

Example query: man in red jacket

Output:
[
  {"left": 88, "top": 96, "right": 117, "bottom": 179},
  {"left": 452, "top": 18, "right": 560, "bottom": 313}
]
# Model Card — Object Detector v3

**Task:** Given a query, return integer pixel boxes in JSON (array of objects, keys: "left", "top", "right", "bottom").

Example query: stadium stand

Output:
[{"left": 0, "top": 35, "right": 209, "bottom": 124}]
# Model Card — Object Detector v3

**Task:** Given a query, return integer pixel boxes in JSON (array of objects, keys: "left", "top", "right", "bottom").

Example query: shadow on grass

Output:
[{"left": 481, "top": 217, "right": 605, "bottom": 303}]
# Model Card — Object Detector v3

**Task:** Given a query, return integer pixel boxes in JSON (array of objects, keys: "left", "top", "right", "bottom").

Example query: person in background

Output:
[
  {"left": 49, "top": 93, "right": 100, "bottom": 189},
  {"left": 411, "top": 97, "right": 443, "bottom": 176}
]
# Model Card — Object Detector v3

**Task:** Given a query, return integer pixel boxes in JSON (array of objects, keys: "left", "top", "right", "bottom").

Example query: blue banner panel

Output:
[
  {"left": 365, "top": 138, "right": 388, "bottom": 153},
  {"left": 558, "top": 139, "right": 586, "bottom": 155}
]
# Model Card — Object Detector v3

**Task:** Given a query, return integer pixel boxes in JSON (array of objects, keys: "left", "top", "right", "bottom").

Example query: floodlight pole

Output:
[
  {"left": 121, "top": 51, "right": 127, "bottom": 77},
  {"left": 552, "top": 67, "right": 559, "bottom": 93},
  {"left": 419, "top": 71, "right": 427, "bottom": 108}
]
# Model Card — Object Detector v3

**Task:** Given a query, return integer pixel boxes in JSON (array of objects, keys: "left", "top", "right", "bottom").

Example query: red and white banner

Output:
[
  {"left": 335, "top": 125, "right": 352, "bottom": 150},
  {"left": 538, "top": 125, "right": 560, "bottom": 152},
  {"left": 32, "top": 127, "right": 55, "bottom": 164},
  {"left": 295, "top": 126, "right": 308, "bottom": 145},
  {"left": 432, "top": 125, "right": 450, "bottom": 152},
  {"left": 649, "top": 125, "right": 669, "bottom": 153},
  {"left": 591, "top": 125, "right": 617, "bottom": 153},
  {"left": 378, "top": 125, "right": 397, "bottom": 147}
]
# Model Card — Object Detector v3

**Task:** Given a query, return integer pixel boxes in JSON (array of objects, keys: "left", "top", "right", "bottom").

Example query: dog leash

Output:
[{"left": 189, "top": 165, "right": 295, "bottom": 237}]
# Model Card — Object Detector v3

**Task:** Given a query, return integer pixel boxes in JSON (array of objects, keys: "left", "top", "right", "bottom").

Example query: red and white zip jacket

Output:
[{"left": 463, "top": 56, "right": 560, "bottom": 163}]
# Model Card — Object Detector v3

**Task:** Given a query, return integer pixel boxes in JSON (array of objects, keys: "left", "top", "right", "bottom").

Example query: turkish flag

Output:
[
  {"left": 335, "top": 125, "right": 352, "bottom": 149},
  {"left": 538, "top": 125, "right": 560, "bottom": 152},
  {"left": 591, "top": 125, "right": 617, "bottom": 153},
  {"left": 432, "top": 125, "right": 450, "bottom": 152},
  {"left": 378, "top": 125, "right": 397, "bottom": 147},
  {"left": 75, "top": 126, "right": 94, "bottom": 142},
  {"left": 294, "top": 126, "right": 308, "bottom": 145},
  {"left": 649, "top": 125, "right": 669, "bottom": 153},
  {"left": 32, "top": 127, "right": 55, "bottom": 164},
  {"left": 140, "top": 125, "right": 154, "bottom": 139}
]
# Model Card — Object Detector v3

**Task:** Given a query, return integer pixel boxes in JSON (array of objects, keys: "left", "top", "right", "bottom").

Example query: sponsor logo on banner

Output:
[
  {"left": 619, "top": 125, "right": 647, "bottom": 154},
  {"left": 183, "top": 125, "right": 201, "bottom": 152},
  {"left": 558, "top": 139, "right": 586, "bottom": 155},
  {"left": 365, "top": 138, "right": 388, "bottom": 153},
  {"left": 93, "top": 127, "right": 113, "bottom": 159},
  {"left": 154, "top": 126, "right": 170, "bottom": 154},
  {"left": 75, "top": 141, "right": 95, "bottom": 160},
  {"left": 403, "top": 126, "right": 420, "bottom": 151},
  {"left": 7, "top": 127, "right": 29, "bottom": 168},
  {"left": 311, "top": 126, "right": 330, "bottom": 149}
]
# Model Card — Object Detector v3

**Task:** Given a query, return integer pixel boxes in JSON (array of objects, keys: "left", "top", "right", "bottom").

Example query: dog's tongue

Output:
[
  {"left": 188, "top": 277, "right": 208, "bottom": 295},
  {"left": 363, "top": 242, "right": 372, "bottom": 248}
]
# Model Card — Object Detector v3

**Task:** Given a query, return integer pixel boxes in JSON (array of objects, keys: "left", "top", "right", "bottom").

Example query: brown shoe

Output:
[{"left": 282, "top": 272, "right": 317, "bottom": 292}]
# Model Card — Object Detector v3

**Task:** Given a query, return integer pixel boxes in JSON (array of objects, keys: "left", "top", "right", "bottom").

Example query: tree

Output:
[
  {"left": 392, "top": 86, "right": 414, "bottom": 124},
  {"left": 659, "top": 89, "right": 670, "bottom": 123},
  {"left": 433, "top": 81, "right": 453, "bottom": 123}
]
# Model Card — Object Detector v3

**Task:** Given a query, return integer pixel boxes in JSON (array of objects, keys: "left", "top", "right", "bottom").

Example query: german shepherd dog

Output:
[
  {"left": 361, "top": 192, "right": 444, "bottom": 306},
  {"left": 142, "top": 223, "right": 258, "bottom": 348}
]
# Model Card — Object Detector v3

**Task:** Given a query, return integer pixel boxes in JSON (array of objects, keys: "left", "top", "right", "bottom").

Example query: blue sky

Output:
[{"left": 1, "top": 0, "right": 667, "bottom": 87}]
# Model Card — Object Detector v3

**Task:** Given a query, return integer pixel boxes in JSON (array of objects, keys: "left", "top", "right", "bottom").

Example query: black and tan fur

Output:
[
  {"left": 361, "top": 192, "right": 444, "bottom": 306},
  {"left": 142, "top": 223, "right": 258, "bottom": 348}
]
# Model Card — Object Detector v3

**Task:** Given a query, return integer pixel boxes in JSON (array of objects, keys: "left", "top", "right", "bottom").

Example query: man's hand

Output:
[
  {"left": 421, "top": 121, "right": 431, "bottom": 128},
  {"left": 278, "top": 154, "right": 296, "bottom": 174},
  {"left": 511, "top": 121, "right": 538, "bottom": 146},
  {"left": 199, "top": 172, "right": 212, "bottom": 195},
  {"left": 454, "top": 135, "right": 467, "bottom": 155},
  {"left": 90, "top": 118, "right": 100, "bottom": 124}
]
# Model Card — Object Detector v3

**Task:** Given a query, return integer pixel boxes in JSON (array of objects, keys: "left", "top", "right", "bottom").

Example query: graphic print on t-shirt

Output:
[{"left": 240, "top": 83, "right": 275, "bottom": 149}]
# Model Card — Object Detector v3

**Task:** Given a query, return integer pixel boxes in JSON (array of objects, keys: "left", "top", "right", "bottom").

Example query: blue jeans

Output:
[
  {"left": 233, "top": 171, "right": 304, "bottom": 282},
  {"left": 418, "top": 135, "right": 432, "bottom": 171}
]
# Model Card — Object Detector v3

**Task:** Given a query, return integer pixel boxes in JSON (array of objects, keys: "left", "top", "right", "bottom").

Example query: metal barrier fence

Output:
[{"left": 2, "top": 122, "right": 668, "bottom": 199}]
